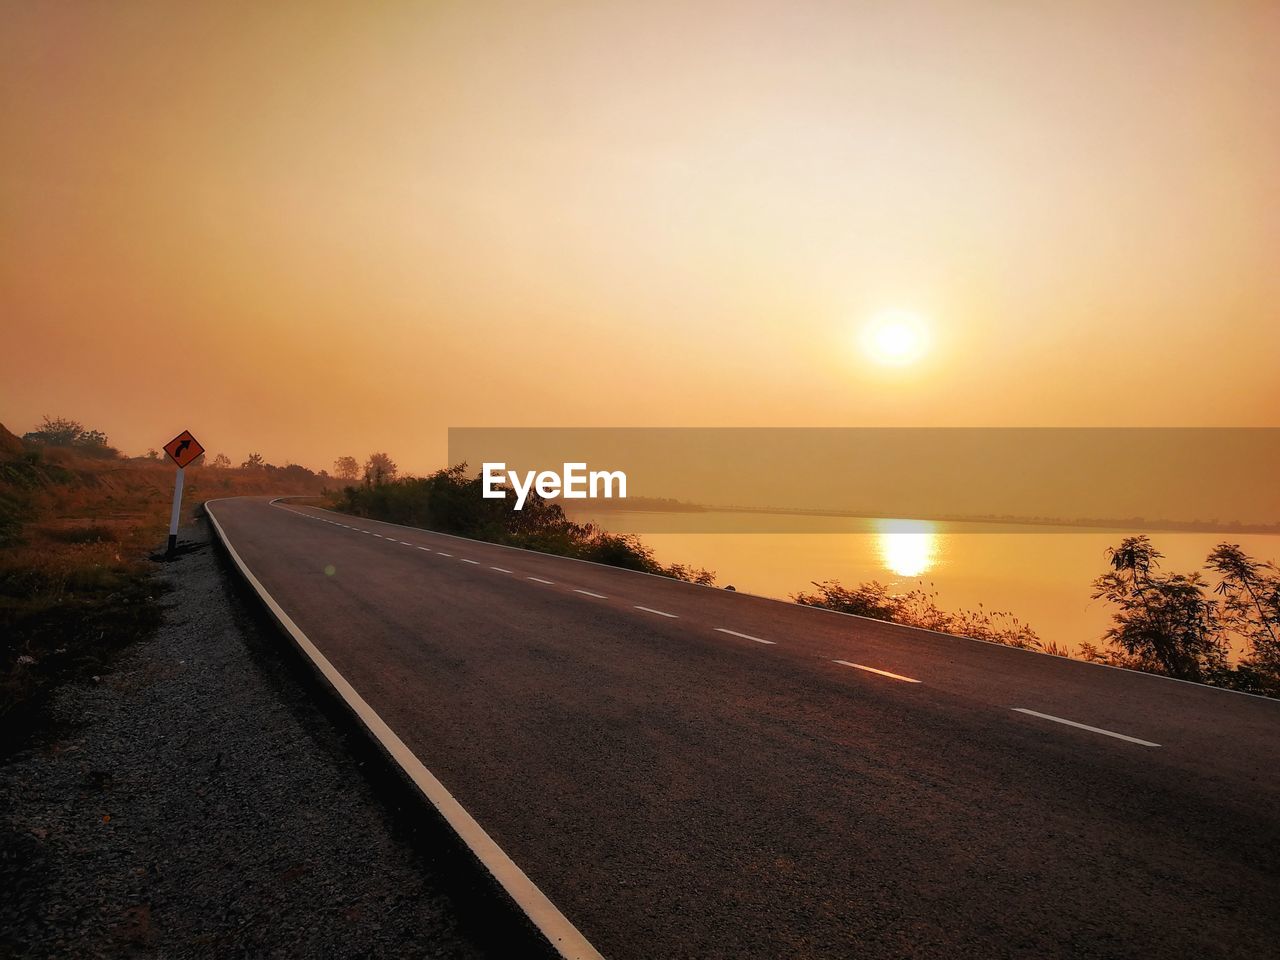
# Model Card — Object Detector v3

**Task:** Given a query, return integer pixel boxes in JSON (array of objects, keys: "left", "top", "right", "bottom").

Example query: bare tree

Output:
[
  {"left": 242, "top": 452, "right": 265, "bottom": 470},
  {"left": 211, "top": 453, "right": 232, "bottom": 469}
]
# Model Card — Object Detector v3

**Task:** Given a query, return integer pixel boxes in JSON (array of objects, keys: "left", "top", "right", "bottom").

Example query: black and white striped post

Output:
[
  {"left": 162, "top": 430, "right": 203, "bottom": 558},
  {"left": 166, "top": 465, "right": 185, "bottom": 557}
]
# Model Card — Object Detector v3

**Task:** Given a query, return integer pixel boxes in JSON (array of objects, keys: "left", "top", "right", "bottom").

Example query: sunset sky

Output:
[{"left": 3, "top": 1, "right": 1277, "bottom": 473}]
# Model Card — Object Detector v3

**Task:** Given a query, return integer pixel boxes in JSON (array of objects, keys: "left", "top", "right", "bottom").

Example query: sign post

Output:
[{"left": 162, "top": 430, "right": 204, "bottom": 557}]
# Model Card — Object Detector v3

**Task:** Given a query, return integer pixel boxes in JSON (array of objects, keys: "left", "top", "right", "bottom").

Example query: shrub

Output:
[
  {"left": 792, "top": 579, "right": 1042, "bottom": 649},
  {"left": 332, "top": 464, "right": 715, "bottom": 585},
  {"left": 1087, "top": 537, "right": 1280, "bottom": 696}
]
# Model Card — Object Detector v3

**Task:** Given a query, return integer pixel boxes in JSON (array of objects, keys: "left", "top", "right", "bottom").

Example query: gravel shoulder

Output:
[{"left": 0, "top": 516, "right": 551, "bottom": 958}]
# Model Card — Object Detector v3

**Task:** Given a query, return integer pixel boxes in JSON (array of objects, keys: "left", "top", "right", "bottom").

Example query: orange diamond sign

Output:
[{"left": 163, "top": 430, "right": 204, "bottom": 469}]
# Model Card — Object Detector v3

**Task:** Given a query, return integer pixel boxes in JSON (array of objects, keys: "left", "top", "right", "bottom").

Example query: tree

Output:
[
  {"left": 1206, "top": 543, "right": 1280, "bottom": 681},
  {"left": 21, "top": 417, "right": 119, "bottom": 458},
  {"left": 146, "top": 448, "right": 160, "bottom": 460},
  {"left": 333, "top": 456, "right": 360, "bottom": 481},
  {"left": 242, "top": 452, "right": 265, "bottom": 470},
  {"left": 364, "top": 452, "right": 397, "bottom": 485},
  {"left": 211, "top": 453, "right": 232, "bottom": 469},
  {"left": 1090, "top": 536, "right": 1227, "bottom": 681},
  {"left": 23, "top": 416, "right": 83, "bottom": 446}
]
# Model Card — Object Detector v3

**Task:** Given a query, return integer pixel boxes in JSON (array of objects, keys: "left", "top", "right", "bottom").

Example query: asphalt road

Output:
[{"left": 207, "top": 497, "right": 1280, "bottom": 960}]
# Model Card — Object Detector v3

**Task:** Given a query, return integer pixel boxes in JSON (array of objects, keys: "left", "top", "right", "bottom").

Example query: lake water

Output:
[{"left": 575, "top": 510, "right": 1280, "bottom": 657}]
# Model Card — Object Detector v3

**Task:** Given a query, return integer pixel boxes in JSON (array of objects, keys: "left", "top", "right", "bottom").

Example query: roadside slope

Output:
[{"left": 0, "top": 518, "right": 547, "bottom": 958}]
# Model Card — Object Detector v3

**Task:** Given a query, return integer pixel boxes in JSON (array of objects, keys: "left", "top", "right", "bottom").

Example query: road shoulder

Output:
[{"left": 0, "top": 518, "right": 545, "bottom": 958}]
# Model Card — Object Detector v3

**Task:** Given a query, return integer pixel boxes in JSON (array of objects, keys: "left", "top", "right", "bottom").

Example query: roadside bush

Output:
[
  {"left": 331, "top": 464, "right": 716, "bottom": 585},
  {"left": 792, "top": 579, "right": 1042, "bottom": 650},
  {"left": 1086, "top": 536, "right": 1280, "bottom": 696}
]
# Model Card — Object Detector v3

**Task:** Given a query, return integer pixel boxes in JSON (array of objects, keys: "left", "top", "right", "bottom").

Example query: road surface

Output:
[{"left": 206, "top": 497, "right": 1280, "bottom": 959}]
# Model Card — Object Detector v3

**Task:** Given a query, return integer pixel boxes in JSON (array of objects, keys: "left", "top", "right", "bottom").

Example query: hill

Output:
[{"left": 0, "top": 423, "right": 23, "bottom": 460}]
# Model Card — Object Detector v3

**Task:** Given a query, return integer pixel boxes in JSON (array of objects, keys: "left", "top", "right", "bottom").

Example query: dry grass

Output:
[
  {"left": 792, "top": 579, "right": 1043, "bottom": 650},
  {"left": 0, "top": 438, "right": 325, "bottom": 752}
]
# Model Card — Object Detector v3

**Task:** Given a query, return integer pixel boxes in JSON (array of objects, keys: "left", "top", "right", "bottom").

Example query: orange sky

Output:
[{"left": 3, "top": 1, "right": 1277, "bottom": 474}]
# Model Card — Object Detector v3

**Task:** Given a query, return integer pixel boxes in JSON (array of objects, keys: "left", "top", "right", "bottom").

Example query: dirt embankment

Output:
[
  {"left": 1, "top": 521, "right": 536, "bottom": 957},
  {"left": 0, "top": 424, "right": 327, "bottom": 751}
]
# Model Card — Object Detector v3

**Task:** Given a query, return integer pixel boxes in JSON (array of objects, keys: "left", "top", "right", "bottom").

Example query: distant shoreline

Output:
[{"left": 582, "top": 500, "right": 1280, "bottom": 535}]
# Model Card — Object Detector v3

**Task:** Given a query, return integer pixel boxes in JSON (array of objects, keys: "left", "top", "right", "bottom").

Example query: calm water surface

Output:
[{"left": 577, "top": 510, "right": 1280, "bottom": 656}]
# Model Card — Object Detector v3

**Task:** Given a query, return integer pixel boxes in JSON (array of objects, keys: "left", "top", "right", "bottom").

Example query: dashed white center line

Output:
[
  {"left": 833, "top": 661, "right": 921, "bottom": 683},
  {"left": 635, "top": 605, "right": 678, "bottom": 618},
  {"left": 437, "top": 552, "right": 453, "bottom": 557},
  {"left": 527, "top": 577, "right": 554, "bottom": 585},
  {"left": 715, "top": 628, "right": 775, "bottom": 645},
  {"left": 1011, "top": 708, "right": 1161, "bottom": 747},
  {"left": 460, "top": 558, "right": 479, "bottom": 565},
  {"left": 574, "top": 589, "right": 608, "bottom": 599},
  {"left": 417, "top": 546, "right": 431, "bottom": 552},
  {"left": 490, "top": 566, "right": 512, "bottom": 573}
]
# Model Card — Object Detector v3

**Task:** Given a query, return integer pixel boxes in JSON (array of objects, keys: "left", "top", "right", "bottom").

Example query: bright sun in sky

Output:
[{"left": 863, "top": 310, "right": 930, "bottom": 366}]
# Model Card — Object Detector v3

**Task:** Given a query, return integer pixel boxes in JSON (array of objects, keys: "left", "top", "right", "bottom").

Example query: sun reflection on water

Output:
[{"left": 875, "top": 519, "right": 938, "bottom": 577}]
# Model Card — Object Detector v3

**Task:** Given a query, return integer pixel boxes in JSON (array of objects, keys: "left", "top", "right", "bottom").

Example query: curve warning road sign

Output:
[{"left": 164, "top": 430, "right": 204, "bottom": 469}]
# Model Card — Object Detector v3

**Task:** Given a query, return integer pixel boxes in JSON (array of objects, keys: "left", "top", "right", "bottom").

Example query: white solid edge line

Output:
[
  {"left": 205, "top": 500, "right": 604, "bottom": 960},
  {"left": 833, "top": 660, "right": 921, "bottom": 683},
  {"left": 270, "top": 500, "right": 1277, "bottom": 704},
  {"left": 574, "top": 589, "right": 608, "bottom": 599},
  {"left": 528, "top": 577, "right": 555, "bottom": 585},
  {"left": 634, "top": 605, "right": 678, "bottom": 618},
  {"left": 1011, "top": 708, "right": 1160, "bottom": 747},
  {"left": 714, "top": 628, "right": 775, "bottom": 645}
]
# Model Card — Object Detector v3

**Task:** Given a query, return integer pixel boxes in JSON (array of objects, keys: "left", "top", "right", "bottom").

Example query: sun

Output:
[{"left": 862, "top": 310, "right": 930, "bottom": 366}]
